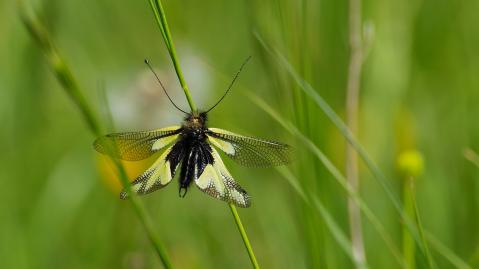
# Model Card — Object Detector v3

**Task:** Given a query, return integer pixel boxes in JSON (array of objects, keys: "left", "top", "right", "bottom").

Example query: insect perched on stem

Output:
[{"left": 94, "top": 57, "right": 291, "bottom": 207}]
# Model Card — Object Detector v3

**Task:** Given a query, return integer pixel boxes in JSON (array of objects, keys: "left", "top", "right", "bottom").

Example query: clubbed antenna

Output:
[
  {"left": 144, "top": 59, "right": 188, "bottom": 114},
  {"left": 205, "top": 56, "right": 252, "bottom": 113}
]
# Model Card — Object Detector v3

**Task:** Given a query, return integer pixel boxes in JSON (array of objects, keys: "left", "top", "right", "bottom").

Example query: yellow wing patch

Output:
[
  {"left": 195, "top": 148, "right": 250, "bottom": 207},
  {"left": 195, "top": 165, "right": 224, "bottom": 196},
  {"left": 207, "top": 135, "right": 236, "bottom": 155},
  {"left": 152, "top": 134, "right": 179, "bottom": 151},
  {"left": 120, "top": 145, "right": 175, "bottom": 199}
]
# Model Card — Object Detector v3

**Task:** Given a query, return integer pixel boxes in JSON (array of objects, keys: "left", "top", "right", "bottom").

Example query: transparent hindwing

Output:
[{"left": 206, "top": 127, "right": 291, "bottom": 167}]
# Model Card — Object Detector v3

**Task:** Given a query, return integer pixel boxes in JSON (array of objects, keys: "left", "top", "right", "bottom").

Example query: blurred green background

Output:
[{"left": 1, "top": 0, "right": 479, "bottom": 268}]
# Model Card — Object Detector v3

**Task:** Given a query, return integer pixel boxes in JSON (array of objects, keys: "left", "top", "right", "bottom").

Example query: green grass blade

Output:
[
  {"left": 311, "top": 197, "right": 368, "bottom": 269},
  {"left": 147, "top": 0, "right": 170, "bottom": 50},
  {"left": 19, "top": 5, "right": 173, "bottom": 268},
  {"left": 146, "top": 1, "right": 259, "bottom": 267},
  {"left": 147, "top": 0, "right": 196, "bottom": 111},
  {"left": 249, "top": 94, "right": 406, "bottom": 268},
  {"left": 402, "top": 178, "right": 416, "bottom": 269},
  {"left": 252, "top": 33, "right": 430, "bottom": 259},
  {"left": 344, "top": 0, "right": 367, "bottom": 263},
  {"left": 19, "top": 5, "right": 101, "bottom": 136},
  {"left": 426, "top": 232, "right": 472, "bottom": 269},
  {"left": 254, "top": 33, "right": 474, "bottom": 269},
  {"left": 276, "top": 167, "right": 369, "bottom": 269},
  {"left": 229, "top": 204, "right": 260, "bottom": 269},
  {"left": 411, "top": 188, "right": 436, "bottom": 269}
]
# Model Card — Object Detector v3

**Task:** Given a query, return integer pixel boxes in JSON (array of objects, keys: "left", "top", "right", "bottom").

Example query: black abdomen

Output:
[{"left": 177, "top": 131, "right": 213, "bottom": 197}]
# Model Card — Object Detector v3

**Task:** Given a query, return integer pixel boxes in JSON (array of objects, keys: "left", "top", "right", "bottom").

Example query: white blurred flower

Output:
[{"left": 107, "top": 47, "right": 212, "bottom": 131}]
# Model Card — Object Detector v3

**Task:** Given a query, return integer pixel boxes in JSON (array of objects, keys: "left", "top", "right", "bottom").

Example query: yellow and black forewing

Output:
[
  {"left": 206, "top": 128, "right": 291, "bottom": 167},
  {"left": 93, "top": 126, "right": 182, "bottom": 161},
  {"left": 194, "top": 147, "right": 250, "bottom": 207},
  {"left": 120, "top": 144, "right": 180, "bottom": 199}
]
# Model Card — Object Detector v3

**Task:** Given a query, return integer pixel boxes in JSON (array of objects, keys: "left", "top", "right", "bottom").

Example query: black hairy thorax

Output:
[{"left": 166, "top": 111, "right": 215, "bottom": 197}]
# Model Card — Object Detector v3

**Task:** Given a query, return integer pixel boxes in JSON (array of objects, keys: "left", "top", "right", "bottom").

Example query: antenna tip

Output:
[{"left": 144, "top": 59, "right": 150, "bottom": 64}]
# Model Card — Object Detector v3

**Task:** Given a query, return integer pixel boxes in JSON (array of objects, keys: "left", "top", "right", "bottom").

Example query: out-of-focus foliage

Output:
[{"left": 1, "top": 0, "right": 478, "bottom": 268}]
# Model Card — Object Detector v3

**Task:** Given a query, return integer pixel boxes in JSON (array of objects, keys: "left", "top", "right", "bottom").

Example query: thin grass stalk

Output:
[
  {"left": 272, "top": 50, "right": 433, "bottom": 260},
  {"left": 426, "top": 232, "right": 472, "bottom": 269},
  {"left": 253, "top": 41, "right": 469, "bottom": 267},
  {"left": 146, "top": 2, "right": 260, "bottom": 268},
  {"left": 277, "top": 167, "right": 369, "bottom": 269},
  {"left": 248, "top": 94, "right": 407, "bottom": 268},
  {"left": 18, "top": 5, "right": 173, "bottom": 268},
  {"left": 267, "top": 2, "right": 324, "bottom": 266},
  {"left": 19, "top": 8, "right": 101, "bottom": 135},
  {"left": 297, "top": 2, "right": 324, "bottom": 266},
  {"left": 345, "top": 0, "right": 366, "bottom": 265},
  {"left": 399, "top": 149, "right": 435, "bottom": 269},
  {"left": 148, "top": 0, "right": 196, "bottom": 111},
  {"left": 252, "top": 37, "right": 427, "bottom": 255},
  {"left": 411, "top": 184, "right": 436, "bottom": 269},
  {"left": 111, "top": 158, "right": 173, "bottom": 269},
  {"left": 241, "top": 84, "right": 470, "bottom": 269},
  {"left": 402, "top": 177, "right": 416, "bottom": 269},
  {"left": 280, "top": 50, "right": 437, "bottom": 260},
  {"left": 229, "top": 204, "right": 260, "bottom": 269}
]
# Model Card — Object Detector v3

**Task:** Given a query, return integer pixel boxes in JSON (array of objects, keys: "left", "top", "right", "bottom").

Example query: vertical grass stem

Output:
[
  {"left": 402, "top": 177, "right": 416, "bottom": 269},
  {"left": 146, "top": 1, "right": 260, "bottom": 268},
  {"left": 345, "top": 0, "right": 366, "bottom": 265},
  {"left": 229, "top": 204, "right": 260, "bottom": 269},
  {"left": 19, "top": 4, "right": 173, "bottom": 268},
  {"left": 148, "top": 0, "right": 196, "bottom": 111}
]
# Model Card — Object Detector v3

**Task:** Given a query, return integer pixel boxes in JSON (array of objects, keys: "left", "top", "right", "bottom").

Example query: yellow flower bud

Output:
[
  {"left": 397, "top": 150, "right": 424, "bottom": 178},
  {"left": 95, "top": 154, "right": 153, "bottom": 194}
]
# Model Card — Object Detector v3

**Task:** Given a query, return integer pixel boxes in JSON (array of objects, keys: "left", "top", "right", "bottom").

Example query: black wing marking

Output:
[
  {"left": 206, "top": 128, "right": 291, "bottom": 167},
  {"left": 194, "top": 146, "right": 250, "bottom": 207},
  {"left": 120, "top": 143, "right": 184, "bottom": 199},
  {"left": 93, "top": 126, "right": 182, "bottom": 161}
]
